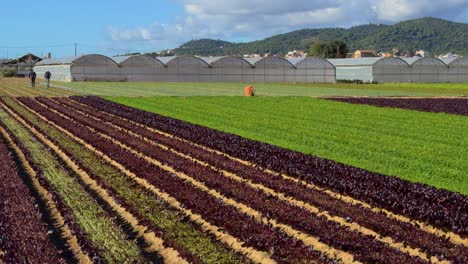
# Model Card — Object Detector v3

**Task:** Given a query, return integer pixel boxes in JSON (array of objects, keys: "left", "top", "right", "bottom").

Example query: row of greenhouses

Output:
[{"left": 34, "top": 54, "right": 468, "bottom": 83}]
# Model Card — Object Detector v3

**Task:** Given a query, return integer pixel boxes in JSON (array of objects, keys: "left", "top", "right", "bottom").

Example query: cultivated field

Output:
[
  {"left": 109, "top": 96, "right": 468, "bottom": 195},
  {"left": 0, "top": 96, "right": 466, "bottom": 263},
  {"left": 0, "top": 76, "right": 467, "bottom": 263}
]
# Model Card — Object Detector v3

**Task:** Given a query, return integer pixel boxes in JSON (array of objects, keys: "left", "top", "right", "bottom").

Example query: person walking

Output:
[
  {"left": 44, "top": 71, "right": 51, "bottom": 88},
  {"left": 28, "top": 69, "right": 37, "bottom": 88}
]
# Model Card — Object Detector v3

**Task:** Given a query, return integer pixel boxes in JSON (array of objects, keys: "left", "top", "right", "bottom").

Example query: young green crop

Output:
[{"left": 108, "top": 96, "right": 468, "bottom": 195}]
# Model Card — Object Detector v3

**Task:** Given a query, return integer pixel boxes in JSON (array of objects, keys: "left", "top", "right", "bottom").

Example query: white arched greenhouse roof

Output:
[
  {"left": 245, "top": 56, "right": 296, "bottom": 68},
  {"left": 328, "top": 57, "right": 409, "bottom": 67},
  {"left": 36, "top": 54, "right": 119, "bottom": 67},
  {"left": 155, "top": 56, "right": 177, "bottom": 65},
  {"left": 114, "top": 55, "right": 165, "bottom": 67},
  {"left": 199, "top": 56, "right": 226, "bottom": 65},
  {"left": 288, "top": 58, "right": 335, "bottom": 69},
  {"left": 156, "top": 56, "right": 211, "bottom": 67},
  {"left": 199, "top": 56, "right": 253, "bottom": 68},
  {"left": 439, "top": 57, "right": 468, "bottom": 66},
  {"left": 402, "top": 57, "right": 447, "bottom": 67}
]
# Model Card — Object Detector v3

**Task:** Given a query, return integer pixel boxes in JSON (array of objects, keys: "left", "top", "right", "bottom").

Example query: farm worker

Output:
[
  {"left": 44, "top": 71, "right": 52, "bottom": 88},
  {"left": 28, "top": 69, "right": 37, "bottom": 88}
]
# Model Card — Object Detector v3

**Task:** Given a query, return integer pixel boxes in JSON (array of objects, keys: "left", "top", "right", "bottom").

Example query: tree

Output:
[
  {"left": 309, "top": 40, "right": 348, "bottom": 58},
  {"left": 308, "top": 42, "right": 327, "bottom": 57}
]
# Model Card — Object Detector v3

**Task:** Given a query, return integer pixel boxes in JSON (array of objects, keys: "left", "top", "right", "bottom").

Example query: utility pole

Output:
[{"left": 74, "top": 43, "right": 77, "bottom": 56}]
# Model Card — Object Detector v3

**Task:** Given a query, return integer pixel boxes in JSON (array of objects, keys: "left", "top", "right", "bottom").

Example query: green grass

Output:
[
  {"left": 58, "top": 81, "right": 468, "bottom": 97},
  {"left": 2, "top": 97, "right": 244, "bottom": 264},
  {"left": 108, "top": 96, "right": 468, "bottom": 195},
  {"left": 0, "top": 101, "right": 145, "bottom": 262}
]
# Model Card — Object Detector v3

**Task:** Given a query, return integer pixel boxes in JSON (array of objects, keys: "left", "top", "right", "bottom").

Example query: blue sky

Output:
[{"left": 1, "top": 0, "right": 468, "bottom": 58}]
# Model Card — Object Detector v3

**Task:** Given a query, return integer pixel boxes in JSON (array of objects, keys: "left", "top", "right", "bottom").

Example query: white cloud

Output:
[
  {"left": 107, "top": 0, "right": 468, "bottom": 50},
  {"left": 368, "top": 0, "right": 468, "bottom": 22}
]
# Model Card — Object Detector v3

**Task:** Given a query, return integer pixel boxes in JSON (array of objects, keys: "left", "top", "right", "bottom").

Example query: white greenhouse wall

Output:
[
  {"left": 35, "top": 65, "right": 72, "bottom": 82},
  {"left": 335, "top": 66, "right": 374, "bottom": 82}
]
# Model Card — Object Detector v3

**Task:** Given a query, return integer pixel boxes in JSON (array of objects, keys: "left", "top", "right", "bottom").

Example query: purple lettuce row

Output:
[
  {"left": 0, "top": 109, "right": 104, "bottom": 263},
  {"left": 20, "top": 97, "right": 332, "bottom": 264},
  {"left": 55, "top": 97, "right": 468, "bottom": 262},
  {"left": 0, "top": 130, "right": 64, "bottom": 263},
  {"left": 71, "top": 96, "right": 468, "bottom": 236},
  {"left": 6, "top": 99, "right": 182, "bottom": 264},
  {"left": 41, "top": 97, "right": 424, "bottom": 263},
  {"left": 326, "top": 97, "right": 468, "bottom": 116}
]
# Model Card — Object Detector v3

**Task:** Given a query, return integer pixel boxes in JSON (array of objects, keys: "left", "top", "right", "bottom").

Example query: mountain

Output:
[{"left": 172, "top": 18, "right": 468, "bottom": 56}]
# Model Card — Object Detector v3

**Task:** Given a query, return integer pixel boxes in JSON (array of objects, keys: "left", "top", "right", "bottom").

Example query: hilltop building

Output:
[
  {"left": 415, "top": 50, "right": 431, "bottom": 57},
  {"left": 353, "top": 50, "right": 377, "bottom": 58},
  {"left": 286, "top": 50, "right": 306, "bottom": 59}
]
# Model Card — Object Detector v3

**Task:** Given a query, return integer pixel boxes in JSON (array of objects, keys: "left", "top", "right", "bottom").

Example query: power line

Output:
[{"left": 0, "top": 43, "right": 76, "bottom": 49}]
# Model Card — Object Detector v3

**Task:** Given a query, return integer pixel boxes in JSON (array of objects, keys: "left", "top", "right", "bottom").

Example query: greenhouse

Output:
[
  {"left": 114, "top": 55, "right": 165, "bottom": 82},
  {"left": 245, "top": 57, "right": 296, "bottom": 83},
  {"left": 35, "top": 54, "right": 123, "bottom": 82},
  {"left": 402, "top": 57, "right": 448, "bottom": 83},
  {"left": 439, "top": 57, "right": 468, "bottom": 82},
  {"left": 288, "top": 58, "right": 336, "bottom": 83},
  {"left": 328, "top": 57, "right": 410, "bottom": 83},
  {"left": 34, "top": 54, "right": 467, "bottom": 83},
  {"left": 200, "top": 56, "right": 253, "bottom": 82},
  {"left": 157, "top": 56, "right": 211, "bottom": 82}
]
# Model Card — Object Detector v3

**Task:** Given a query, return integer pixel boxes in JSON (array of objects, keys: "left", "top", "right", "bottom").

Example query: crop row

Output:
[
  {"left": 3, "top": 94, "right": 467, "bottom": 263},
  {"left": 26, "top": 97, "right": 468, "bottom": 262},
  {"left": 36, "top": 96, "right": 434, "bottom": 263},
  {"left": 46, "top": 96, "right": 468, "bottom": 262},
  {"left": 52, "top": 96, "right": 468, "bottom": 261},
  {"left": 0, "top": 101, "right": 151, "bottom": 263},
  {"left": 327, "top": 97, "right": 468, "bottom": 116},
  {"left": 0, "top": 127, "right": 63, "bottom": 263},
  {"left": 17, "top": 97, "right": 332, "bottom": 263},
  {"left": 1, "top": 98, "right": 246, "bottom": 263},
  {"left": 71, "top": 96, "right": 468, "bottom": 236}
]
